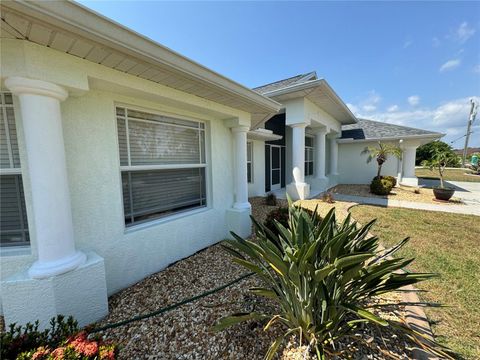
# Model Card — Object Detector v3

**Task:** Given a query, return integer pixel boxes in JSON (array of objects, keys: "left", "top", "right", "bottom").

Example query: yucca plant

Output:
[{"left": 214, "top": 201, "right": 452, "bottom": 359}]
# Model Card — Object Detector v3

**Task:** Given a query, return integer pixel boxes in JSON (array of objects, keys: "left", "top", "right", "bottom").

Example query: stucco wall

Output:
[
  {"left": 338, "top": 142, "right": 400, "bottom": 184},
  {"left": 0, "top": 39, "right": 249, "bottom": 310},
  {"left": 247, "top": 140, "right": 266, "bottom": 197}
]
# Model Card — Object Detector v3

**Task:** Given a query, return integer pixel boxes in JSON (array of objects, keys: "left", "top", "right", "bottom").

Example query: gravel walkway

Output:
[{"left": 94, "top": 198, "right": 421, "bottom": 359}]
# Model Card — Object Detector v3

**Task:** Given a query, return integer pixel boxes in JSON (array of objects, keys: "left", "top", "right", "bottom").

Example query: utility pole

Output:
[{"left": 462, "top": 99, "right": 478, "bottom": 167}]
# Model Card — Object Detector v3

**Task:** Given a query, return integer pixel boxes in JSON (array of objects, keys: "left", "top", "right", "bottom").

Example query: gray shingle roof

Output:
[
  {"left": 341, "top": 118, "right": 442, "bottom": 140},
  {"left": 253, "top": 71, "right": 317, "bottom": 94}
]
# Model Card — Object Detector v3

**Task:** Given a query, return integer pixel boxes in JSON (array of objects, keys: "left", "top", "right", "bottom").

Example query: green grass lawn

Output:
[
  {"left": 349, "top": 205, "right": 480, "bottom": 359},
  {"left": 416, "top": 168, "right": 480, "bottom": 182}
]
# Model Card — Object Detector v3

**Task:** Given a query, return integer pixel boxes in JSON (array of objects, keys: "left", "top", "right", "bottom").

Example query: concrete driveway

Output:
[{"left": 418, "top": 178, "right": 480, "bottom": 206}]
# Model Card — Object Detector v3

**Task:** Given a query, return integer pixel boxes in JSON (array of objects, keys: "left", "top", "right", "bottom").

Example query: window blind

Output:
[
  {"left": 116, "top": 107, "right": 207, "bottom": 226},
  {"left": 0, "top": 92, "right": 29, "bottom": 247},
  {"left": 247, "top": 142, "right": 253, "bottom": 183}
]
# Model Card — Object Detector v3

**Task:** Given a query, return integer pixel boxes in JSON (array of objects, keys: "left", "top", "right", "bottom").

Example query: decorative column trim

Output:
[
  {"left": 313, "top": 128, "right": 327, "bottom": 180},
  {"left": 400, "top": 145, "right": 418, "bottom": 187},
  {"left": 287, "top": 122, "right": 310, "bottom": 200},
  {"left": 5, "top": 76, "right": 86, "bottom": 279},
  {"left": 232, "top": 126, "right": 251, "bottom": 210},
  {"left": 5, "top": 77, "right": 68, "bottom": 101},
  {"left": 329, "top": 134, "right": 339, "bottom": 176}
]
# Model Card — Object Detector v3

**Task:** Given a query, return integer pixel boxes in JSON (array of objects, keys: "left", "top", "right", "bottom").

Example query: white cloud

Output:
[
  {"left": 455, "top": 22, "right": 475, "bottom": 43},
  {"left": 474, "top": 64, "right": 480, "bottom": 74},
  {"left": 439, "top": 59, "right": 461, "bottom": 72},
  {"left": 348, "top": 96, "right": 480, "bottom": 147},
  {"left": 407, "top": 95, "right": 420, "bottom": 106},
  {"left": 346, "top": 103, "right": 358, "bottom": 114},
  {"left": 362, "top": 104, "right": 377, "bottom": 112},
  {"left": 403, "top": 40, "right": 413, "bottom": 49},
  {"left": 387, "top": 105, "right": 399, "bottom": 112}
]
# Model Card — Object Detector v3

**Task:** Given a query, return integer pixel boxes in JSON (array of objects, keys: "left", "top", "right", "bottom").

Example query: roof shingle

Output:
[
  {"left": 341, "top": 118, "right": 442, "bottom": 140},
  {"left": 253, "top": 71, "right": 317, "bottom": 94}
]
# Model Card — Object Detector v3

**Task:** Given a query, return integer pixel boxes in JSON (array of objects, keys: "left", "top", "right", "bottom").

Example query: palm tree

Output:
[
  {"left": 421, "top": 149, "right": 458, "bottom": 188},
  {"left": 361, "top": 142, "right": 403, "bottom": 178}
]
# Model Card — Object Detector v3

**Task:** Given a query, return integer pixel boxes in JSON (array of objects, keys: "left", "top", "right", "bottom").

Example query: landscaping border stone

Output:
[{"left": 345, "top": 203, "right": 439, "bottom": 360}]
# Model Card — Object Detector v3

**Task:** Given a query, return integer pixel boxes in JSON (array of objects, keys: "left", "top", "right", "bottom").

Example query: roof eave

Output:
[
  {"left": 262, "top": 79, "right": 357, "bottom": 124},
  {"left": 3, "top": 0, "right": 282, "bottom": 114}
]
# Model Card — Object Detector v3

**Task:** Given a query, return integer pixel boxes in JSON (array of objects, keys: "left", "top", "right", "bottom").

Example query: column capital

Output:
[
  {"left": 327, "top": 132, "right": 340, "bottom": 139},
  {"left": 231, "top": 125, "right": 250, "bottom": 133},
  {"left": 289, "top": 122, "right": 308, "bottom": 129},
  {"left": 312, "top": 127, "right": 328, "bottom": 135},
  {"left": 5, "top": 77, "right": 68, "bottom": 102}
]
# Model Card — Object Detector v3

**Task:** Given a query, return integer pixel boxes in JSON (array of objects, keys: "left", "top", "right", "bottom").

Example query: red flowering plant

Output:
[{"left": 18, "top": 331, "right": 117, "bottom": 360}]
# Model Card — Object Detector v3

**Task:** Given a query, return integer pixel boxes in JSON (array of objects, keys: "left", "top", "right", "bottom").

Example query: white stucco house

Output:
[
  {"left": 0, "top": 2, "right": 442, "bottom": 329},
  {"left": 0, "top": 1, "right": 282, "bottom": 328},
  {"left": 246, "top": 72, "right": 443, "bottom": 199}
]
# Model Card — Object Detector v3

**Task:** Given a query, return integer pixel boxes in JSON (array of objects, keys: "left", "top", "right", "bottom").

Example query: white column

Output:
[
  {"left": 396, "top": 140, "right": 403, "bottom": 186},
  {"left": 314, "top": 129, "right": 327, "bottom": 179},
  {"left": 291, "top": 123, "right": 306, "bottom": 184},
  {"left": 401, "top": 145, "right": 418, "bottom": 186},
  {"left": 329, "top": 136, "right": 339, "bottom": 176},
  {"left": 232, "top": 126, "right": 250, "bottom": 209},
  {"left": 5, "top": 77, "right": 86, "bottom": 279},
  {"left": 286, "top": 123, "right": 309, "bottom": 200}
]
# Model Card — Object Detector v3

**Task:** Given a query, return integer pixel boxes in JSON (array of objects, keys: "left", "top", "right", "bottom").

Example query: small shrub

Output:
[
  {"left": 414, "top": 188, "right": 421, "bottom": 194},
  {"left": 1, "top": 315, "right": 117, "bottom": 360},
  {"left": 321, "top": 191, "right": 335, "bottom": 203},
  {"left": 1, "top": 315, "right": 78, "bottom": 360},
  {"left": 264, "top": 207, "right": 289, "bottom": 235},
  {"left": 370, "top": 176, "right": 394, "bottom": 195},
  {"left": 17, "top": 331, "right": 117, "bottom": 360},
  {"left": 383, "top": 175, "right": 397, "bottom": 187},
  {"left": 265, "top": 192, "right": 277, "bottom": 206}
]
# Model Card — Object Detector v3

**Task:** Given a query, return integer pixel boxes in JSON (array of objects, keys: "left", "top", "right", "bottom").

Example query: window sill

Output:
[
  {"left": 124, "top": 206, "right": 212, "bottom": 234},
  {"left": 0, "top": 245, "right": 32, "bottom": 257}
]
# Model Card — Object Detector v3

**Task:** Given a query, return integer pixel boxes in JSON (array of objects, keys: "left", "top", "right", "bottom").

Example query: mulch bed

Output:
[{"left": 93, "top": 197, "right": 420, "bottom": 359}]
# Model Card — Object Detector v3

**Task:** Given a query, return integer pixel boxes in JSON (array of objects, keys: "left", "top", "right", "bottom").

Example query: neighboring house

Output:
[
  {"left": 248, "top": 72, "right": 443, "bottom": 199},
  {"left": 0, "top": 1, "right": 280, "bottom": 328}
]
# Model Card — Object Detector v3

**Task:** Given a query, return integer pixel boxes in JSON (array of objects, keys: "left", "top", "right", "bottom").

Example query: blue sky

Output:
[{"left": 79, "top": 1, "right": 480, "bottom": 147}]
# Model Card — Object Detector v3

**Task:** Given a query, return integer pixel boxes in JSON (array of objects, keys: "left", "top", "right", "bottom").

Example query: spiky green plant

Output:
[
  {"left": 214, "top": 201, "right": 452, "bottom": 359},
  {"left": 361, "top": 142, "right": 403, "bottom": 178}
]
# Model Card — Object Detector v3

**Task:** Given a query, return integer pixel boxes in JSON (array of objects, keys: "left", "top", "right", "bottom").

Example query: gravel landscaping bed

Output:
[
  {"left": 94, "top": 197, "right": 421, "bottom": 359},
  {"left": 331, "top": 184, "right": 463, "bottom": 205}
]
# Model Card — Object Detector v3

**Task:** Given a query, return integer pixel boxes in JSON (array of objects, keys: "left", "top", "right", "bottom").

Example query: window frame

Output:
[
  {"left": 305, "top": 135, "right": 314, "bottom": 177},
  {"left": 247, "top": 141, "right": 253, "bottom": 183},
  {"left": 115, "top": 104, "right": 209, "bottom": 228},
  {"left": 0, "top": 92, "right": 30, "bottom": 248}
]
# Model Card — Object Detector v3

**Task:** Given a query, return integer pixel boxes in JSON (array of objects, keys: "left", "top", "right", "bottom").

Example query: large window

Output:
[
  {"left": 0, "top": 92, "right": 29, "bottom": 247},
  {"left": 116, "top": 107, "right": 207, "bottom": 227},
  {"left": 305, "top": 136, "right": 314, "bottom": 176},
  {"left": 247, "top": 141, "right": 253, "bottom": 183}
]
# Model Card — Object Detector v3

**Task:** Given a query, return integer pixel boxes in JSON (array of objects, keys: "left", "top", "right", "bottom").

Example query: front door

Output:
[{"left": 270, "top": 145, "right": 282, "bottom": 190}]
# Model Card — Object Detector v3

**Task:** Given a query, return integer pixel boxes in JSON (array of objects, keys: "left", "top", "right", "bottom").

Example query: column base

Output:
[
  {"left": 400, "top": 177, "right": 418, "bottom": 187},
  {"left": 233, "top": 201, "right": 251, "bottom": 210},
  {"left": 287, "top": 182, "right": 310, "bottom": 200},
  {"left": 1, "top": 252, "right": 108, "bottom": 330},
  {"left": 28, "top": 250, "right": 87, "bottom": 279},
  {"left": 308, "top": 177, "right": 329, "bottom": 192},
  {"left": 226, "top": 207, "right": 251, "bottom": 239}
]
